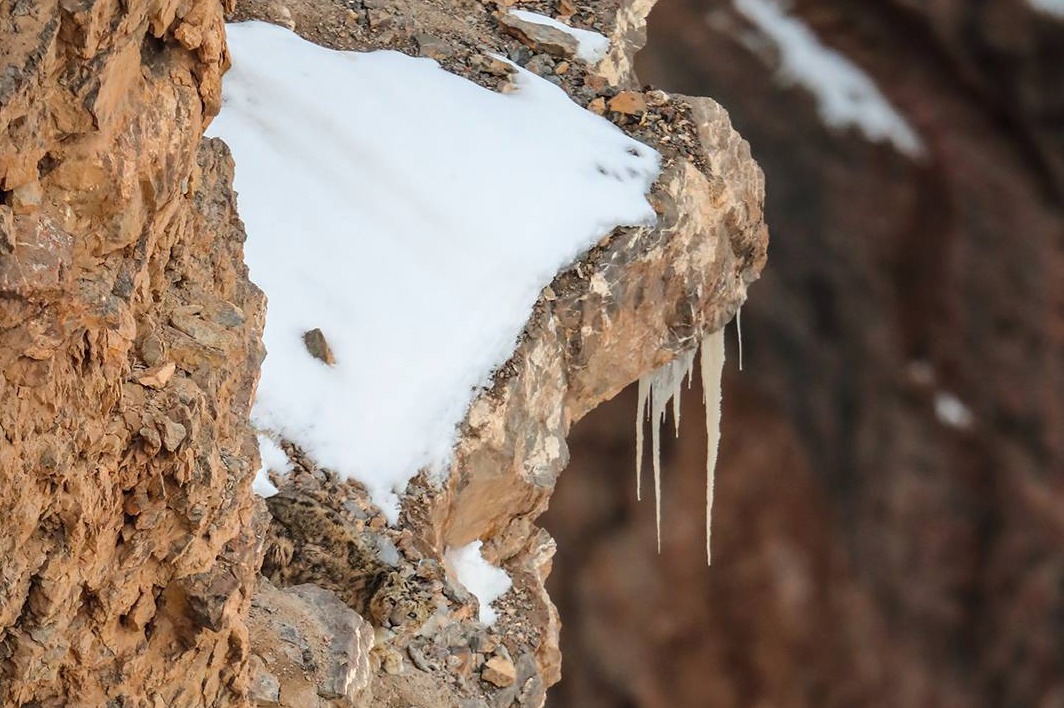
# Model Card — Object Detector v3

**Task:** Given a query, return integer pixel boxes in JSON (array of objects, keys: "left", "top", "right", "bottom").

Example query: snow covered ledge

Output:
[
  {"left": 226, "top": 0, "right": 766, "bottom": 701},
  {"left": 403, "top": 94, "right": 764, "bottom": 690}
]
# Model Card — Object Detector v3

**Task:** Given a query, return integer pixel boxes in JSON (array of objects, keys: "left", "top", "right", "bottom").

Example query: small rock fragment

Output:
[
  {"left": 525, "top": 53, "right": 555, "bottom": 77},
  {"left": 139, "top": 426, "right": 162, "bottom": 454},
  {"left": 481, "top": 655, "right": 516, "bottom": 687},
  {"left": 367, "top": 8, "right": 392, "bottom": 30},
  {"left": 139, "top": 333, "right": 166, "bottom": 366},
  {"left": 136, "top": 362, "right": 176, "bottom": 389},
  {"left": 471, "top": 54, "right": 514, "bottom": 77},
  {"left": 584, "top": 74, "right": 608, "bottom": 92},
  {"left": 587, "top": 97, "right": 606, "bottom": 115},
  {"left": 608, "top": 91, "right": 647, "bottom": 115},
  {"left": 415, "top": 33, "right": 454, "bottom": 61},
  {"left": 170, "top": 308, "right": 227, "bottom": 349},
  {"left": 247, "top": 655, "right": 282, "bottom": 704},
  {"left": 160, "top": 418, "right": 187, "bottom": 452},
  {"left": 554, "top": 60, "right": 570, "bottom": 74},
  {"left": 498, "top": 13, "right": 580, "bottom": 59},
  {"left": 303, "top": 328, "right": 336, "bottom": 365},
  {"left": 9, "top": 181, "right": 43, "bottom": 215}
]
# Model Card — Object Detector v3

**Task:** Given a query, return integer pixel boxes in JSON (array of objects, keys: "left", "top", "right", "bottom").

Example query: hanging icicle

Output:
[
  {"left": 632, "top": 329, "right": 727, "bottom": 564},
  {"left": 700, "top": 329, "right": 725, "bottom": 565},
  {"left": 634, "top": 348, "right": 696, "bottom": 552}
]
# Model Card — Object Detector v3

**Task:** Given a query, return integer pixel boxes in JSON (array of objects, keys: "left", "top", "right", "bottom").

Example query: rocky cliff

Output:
[
  {"left": 0, "top": 0, "right": 765, "bottom": 705},
  {"left": 1, "top": 0, "right": 266, "bottom": 703}
]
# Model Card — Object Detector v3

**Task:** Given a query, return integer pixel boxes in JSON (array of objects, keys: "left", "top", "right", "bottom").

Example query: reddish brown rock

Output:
[{"left": 0, "top": 0, "right": 265, "bottom": 703}]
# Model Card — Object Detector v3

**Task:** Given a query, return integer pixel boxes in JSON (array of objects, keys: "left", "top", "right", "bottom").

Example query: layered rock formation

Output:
[
  {"left": 1, "top": 0, "right": 766, "bottom": 705},
  {"left": 546, "top": 1, "right": 1064, "bottom": 706},
  {"left": 0, "top": 0, "right": 265, "bottom": 703}
]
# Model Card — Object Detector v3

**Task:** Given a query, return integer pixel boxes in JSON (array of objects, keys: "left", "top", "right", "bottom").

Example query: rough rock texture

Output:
[
  {"left": 230, "top": 0, "right": 765, "bottom": 705},
  {"left": 1, "top": 0, "right": 766, "bottom": 703},
  {"left": 0, "top": 0, "right": 268, "bottom": 703},
  {"left": 546, "top": 1, "right": 1064, "bottom": 706},
  {"left": 247, "top": 581, "right": 374, "bottom": 706}
]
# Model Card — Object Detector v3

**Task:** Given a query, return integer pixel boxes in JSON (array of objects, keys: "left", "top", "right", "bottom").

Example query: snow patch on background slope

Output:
[
  {"left": 207, "top": 21, "right": 660, "bottom": 521},
  {"left": 1028, "top": 0, "right": 1064, "bottom": 18},
  {"left": 733, "top": 0, "right": 924, "bottom": 157}
]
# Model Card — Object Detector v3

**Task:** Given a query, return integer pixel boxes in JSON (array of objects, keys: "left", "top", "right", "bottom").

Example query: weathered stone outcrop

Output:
[
  {"left": 2, "top": 0, "right": 766, "bottom": 704},
  {"left": 0, "top": 1, "right": 265, "bottom": 703},
  {"left": 231, "top": 0, "right": 764, "bottom": 704}
]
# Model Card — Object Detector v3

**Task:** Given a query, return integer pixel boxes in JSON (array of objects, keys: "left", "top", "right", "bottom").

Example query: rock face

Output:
[
  {"left": 545, "top": 1, "right": 1064, "bottom": 707},
  {"left": 230, "top": 0, "right": 764, "bottom": 703},
  {"left": 1, "top": 0, "right": 766, "bottom": 704},
  {"left": 0, "top": 1, "right": 265, "bottom": 703}
]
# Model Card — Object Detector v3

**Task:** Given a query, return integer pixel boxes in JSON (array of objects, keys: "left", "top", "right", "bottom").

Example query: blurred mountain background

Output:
[{"left": 544, "top": 1, "right": 1064, "bottom": 706}]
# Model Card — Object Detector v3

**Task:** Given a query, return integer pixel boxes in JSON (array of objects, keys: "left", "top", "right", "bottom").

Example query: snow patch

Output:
[
  {"left": 253, "top": 434, "right": 291, "bottom": 498},
  {"left": 1028, "top": 0, "right": 1064, "bottom": 18},
  {"left": 733, "top": 0, "right": 924, "bottom": 156},
  {"left": 934, "top": 392, "right": 973, "bottom": 430},
  {"left": 508, "top": 9, "right": 611, "bottom": 63},
  {"left": 445, "top": 541, "right": 513, "bottom": 625},
  {"left": 208, "top": 21, "right": 660, "bottom": 521}
]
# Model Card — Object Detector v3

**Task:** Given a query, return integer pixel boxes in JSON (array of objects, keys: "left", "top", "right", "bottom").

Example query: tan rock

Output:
[
  {"left": 0, "top": 3, "right": 265, "bottom": 695},
  {"left": 9, "top": 181, "right": 43, "bottom": 215},
  {"left": 608, "top": 90, "right": 647, "bottom": 115},
  {"left": 248, "top": 581, "right": 375, "bottom": 705},
  {"left": 481, "top": 656, "right": 516, "bottom": 687},
  {"left": 136, "top": 361, "right": 176, "bottom": 389},
  {"left": 303, "top": 327, "right": 336, "bottom": 365},
  {"left": 498, "top": 13, "right": 581, "bottom": 59}
]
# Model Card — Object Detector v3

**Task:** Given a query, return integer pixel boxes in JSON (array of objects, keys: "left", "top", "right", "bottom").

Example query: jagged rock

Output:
[
  {"left": 0, "top": 0, "right": 767, "bottom": 703},
  {"left": 497, "top": 13, "right": 583, "bottom": 60},
  {"left": 0, "top": 1, "right": 264, "bottom": 702},
  {"left": 247, "top": 581, "right": 374, "bottom": 706},
  {"left": 302, "top": 328, "right": 336, "bottom": 366},
  {"left": 230, "top": 0, "right": 765, "bottom": 704},
  {"left": 481, "top": 655, "right": 517, "bottom": 688}
]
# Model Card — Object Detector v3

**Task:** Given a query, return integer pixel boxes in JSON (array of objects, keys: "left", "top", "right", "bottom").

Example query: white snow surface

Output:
[
  {"left": 1028, "top": 0, "right": 1064, "bottom": 18},
  {"left": 208, "top": 22, "right": 660, "bottom": 521},
  {"left": 253, "top": 434, "right": 290, "bottom": 498},
  {"left": 445, "top": 541, "right": 512, "bottom": 625},
  {"left": 508, "top": 9, "right": 611, "bottom": 63},
  {"left": 734, "top": 0, "right": 924, "bottom": 156}
]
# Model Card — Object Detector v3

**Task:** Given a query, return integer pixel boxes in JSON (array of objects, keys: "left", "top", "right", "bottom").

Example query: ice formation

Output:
[
  {"left": 700, "top": 329, "right": 725, "bottom": 565},
  {"left": 635, "top": 329, "right": 726, "bottom": 563}
]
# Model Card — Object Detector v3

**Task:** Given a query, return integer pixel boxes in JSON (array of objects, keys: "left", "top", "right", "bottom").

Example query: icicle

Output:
[
  {"left": 672, "top": 349, "right": 696, "bottom": 437},
  {"left": 700, "top": 329, "right": 726, "bottom": 565},
  {"left": 633, "top": 349, "right": 697, "bottom": 552},
  {"left": 635, "top": 376, "right": 650, "bottom": 501},
  {"left": 736, "top": 306, "right": 744, "bottom": 372},
  {"left": 651, "top": 379, "right": 664, "bottom": 552}
]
